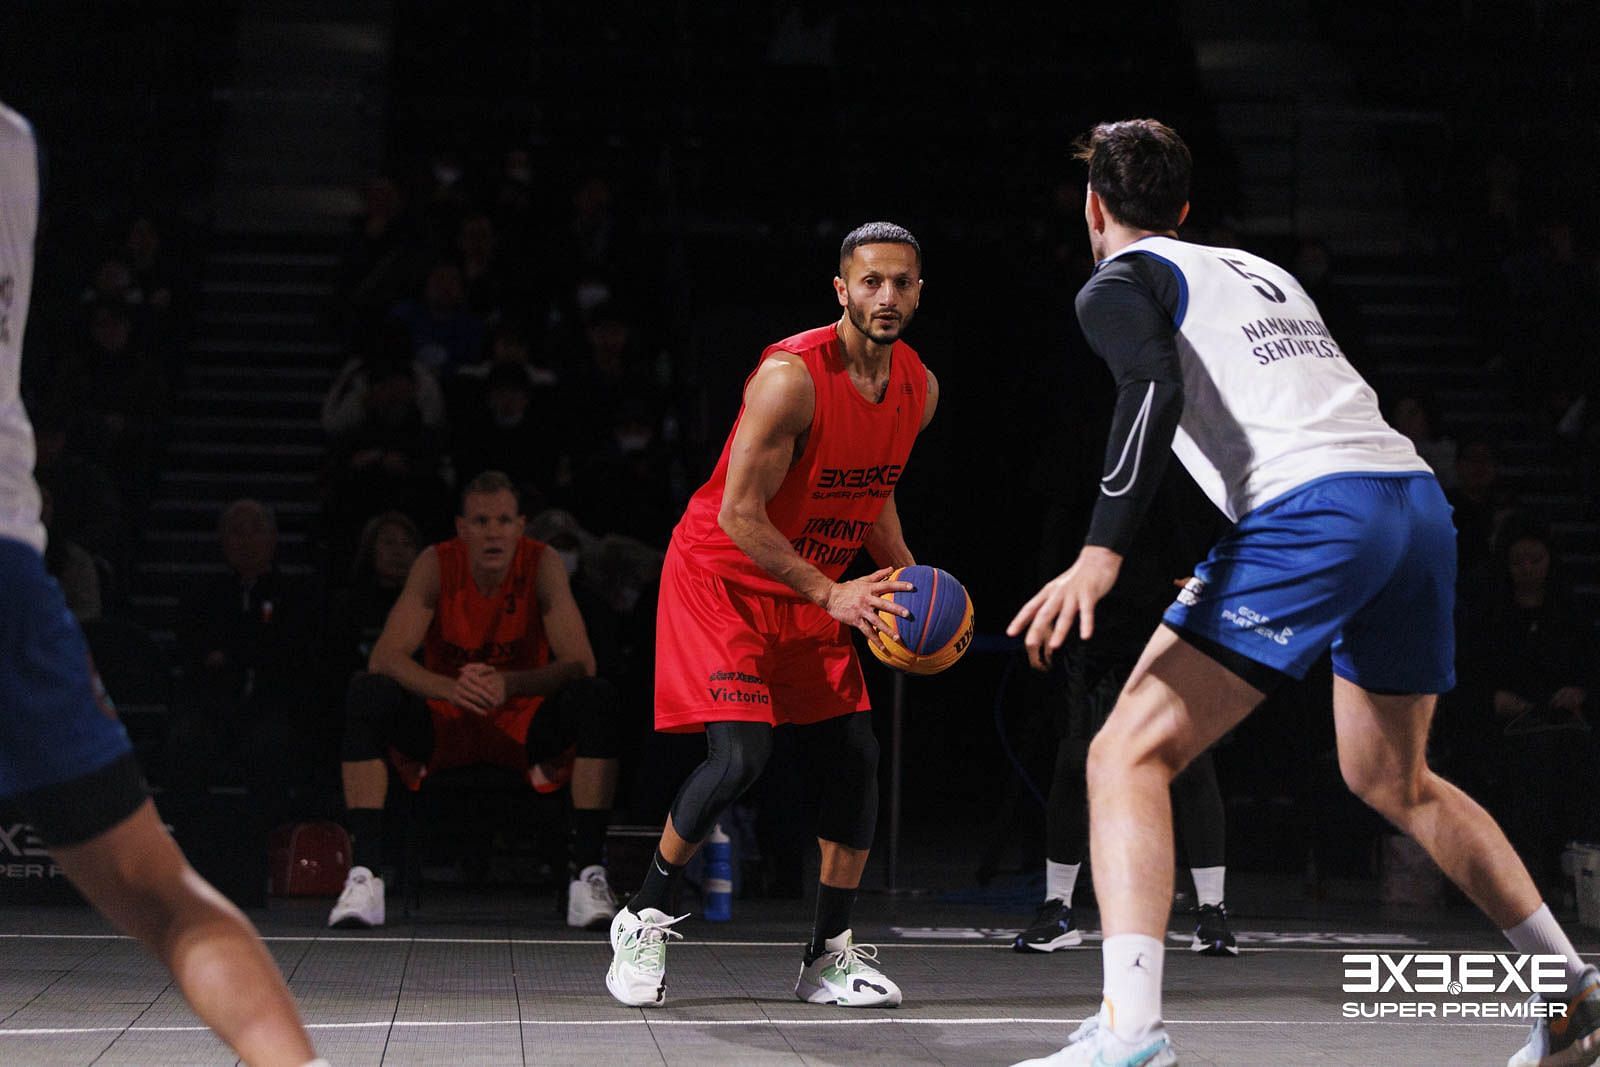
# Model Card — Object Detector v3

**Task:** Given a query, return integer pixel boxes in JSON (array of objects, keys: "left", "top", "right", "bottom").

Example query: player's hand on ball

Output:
[
  {"left": 1006, "top": 547, "right": 1123, "bottom": 671},
  {"left": 826, "top": 567, "right": 913, "bottom": 655}
]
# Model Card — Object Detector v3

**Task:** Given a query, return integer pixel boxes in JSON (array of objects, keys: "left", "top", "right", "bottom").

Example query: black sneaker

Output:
[
  {"left": 1191, "top": 902, "right": 1238, "bottom": 956},
  {"left": 1013, "top": 898, "right": 1082, "bottom": 953}
]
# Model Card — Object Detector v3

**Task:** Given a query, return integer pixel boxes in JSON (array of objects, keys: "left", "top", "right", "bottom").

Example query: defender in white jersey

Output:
[
  {"left": 1007, "top": 120, "right": 1600, "bottom": 1067},
  {"left": 0, "top": 102, "right": 324, "bottom": 1067}
]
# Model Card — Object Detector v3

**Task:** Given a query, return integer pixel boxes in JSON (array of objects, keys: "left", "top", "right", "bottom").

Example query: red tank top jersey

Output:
[
  {"left": 673, "top": 324, "right": 928, "bottom": 597},
  {"left": 423, "top": 536, "right": 550, "bottom": 738}
]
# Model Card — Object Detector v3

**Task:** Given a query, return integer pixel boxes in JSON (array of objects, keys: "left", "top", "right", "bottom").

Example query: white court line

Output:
[
  {"left": 0, "top": 933, "right": 1581, "bottom": 955},
  {"left": 0, "top": 1017, "right": 1534, "bottom": 1037}
]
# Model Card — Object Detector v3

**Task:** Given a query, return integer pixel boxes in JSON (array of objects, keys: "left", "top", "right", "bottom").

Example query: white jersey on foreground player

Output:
[
  {"left": 1006, "top": 118, "right": 1599, "bottom": 1067},
  {"left": 0, "top": 101, "right": 325, "bottom": 1067}
]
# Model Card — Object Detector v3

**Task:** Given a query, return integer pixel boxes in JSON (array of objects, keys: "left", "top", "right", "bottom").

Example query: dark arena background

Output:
[{"left": 2, "top": 1, "right": 1599, "bottom": 1064}]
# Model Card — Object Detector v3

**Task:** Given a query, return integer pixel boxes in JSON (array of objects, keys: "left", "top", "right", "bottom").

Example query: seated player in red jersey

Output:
[{"left": 329, "top": 470, "right": 623, "bottom": 930}]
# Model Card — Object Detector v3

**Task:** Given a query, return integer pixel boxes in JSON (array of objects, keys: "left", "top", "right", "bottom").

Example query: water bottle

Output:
[{"left": 703, "top": 823, "right": 733, "bottom": 922}]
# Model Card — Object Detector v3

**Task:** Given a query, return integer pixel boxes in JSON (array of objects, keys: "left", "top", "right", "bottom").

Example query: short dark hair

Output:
[
  {"left": 1073, "top": 119, "right": 1191, "bottom": 233},
  {"left": 839, "top": 221, "right": 922, "bottom": 275},
  {"left": 459, "top": 469, "right": 521, "bottom": 514}
]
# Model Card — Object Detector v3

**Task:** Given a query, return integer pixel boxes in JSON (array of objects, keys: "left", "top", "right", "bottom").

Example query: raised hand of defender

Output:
[
  {"left": 826, "top": 567, "right": 914, "bottom": 656},
  {"left": 1006, "top": 546, "right": 1123, "bottom": 671}
]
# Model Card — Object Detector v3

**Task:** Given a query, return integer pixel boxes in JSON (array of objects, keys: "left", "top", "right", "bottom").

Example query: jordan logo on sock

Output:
[{"left": 1130, "top": 954, "right": 1149, "bottom": 972}]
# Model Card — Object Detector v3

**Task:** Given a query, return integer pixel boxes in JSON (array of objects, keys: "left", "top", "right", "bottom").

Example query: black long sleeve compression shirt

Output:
[{"left": 1073, "top": 251, "right": 1187, "bottom": 554}]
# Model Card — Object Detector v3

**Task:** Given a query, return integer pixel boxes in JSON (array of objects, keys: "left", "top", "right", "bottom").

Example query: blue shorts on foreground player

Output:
[
  {"left": 0, "top": 537, "right": 146, "bottom": 840},
  {"left": 1163, "top": 471, "right": 1456, "bottom": 694}
]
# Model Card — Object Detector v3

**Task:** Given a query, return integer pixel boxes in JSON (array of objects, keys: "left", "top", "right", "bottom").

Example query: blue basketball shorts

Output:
[
  {"left": 0, "top": 537, "right": 135, "bottom": 801},
  {"left": 1162, "top": 472, "right": 1456, "bottom": 694}
]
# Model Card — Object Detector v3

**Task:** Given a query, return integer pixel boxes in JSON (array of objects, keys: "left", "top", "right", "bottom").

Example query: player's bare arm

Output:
[
  {"left": 477, "top": 544, "right": 597, "bottom": 703},
  {"left": 717, "top": 351, "right": 911, "bottom": 650},
  {"left": 368, "top": 547, "right": 493, "bottom": 713}
]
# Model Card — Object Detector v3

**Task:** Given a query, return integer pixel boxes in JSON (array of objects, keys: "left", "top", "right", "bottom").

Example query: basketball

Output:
[{"left": 868, "top": 565, "right": 975, "bottom": 675}]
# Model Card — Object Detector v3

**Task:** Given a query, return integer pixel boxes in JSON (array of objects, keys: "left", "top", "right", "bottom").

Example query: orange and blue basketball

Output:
[{"left": 869, "top": 565, "right": 974, "bottom": 675}]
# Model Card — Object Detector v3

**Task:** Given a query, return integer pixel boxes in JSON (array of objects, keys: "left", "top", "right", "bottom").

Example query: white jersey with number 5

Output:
[
  {"left": 1104, "top": 235, "right": 1429, "bottom": 522},
  {"left": 0, "top": 102, "right": 41, "bottom": 554}
]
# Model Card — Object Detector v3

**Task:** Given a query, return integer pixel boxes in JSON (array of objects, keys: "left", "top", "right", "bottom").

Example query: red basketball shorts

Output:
[{"left": 654, "top": 543, "right": 870, "bottom": 733}]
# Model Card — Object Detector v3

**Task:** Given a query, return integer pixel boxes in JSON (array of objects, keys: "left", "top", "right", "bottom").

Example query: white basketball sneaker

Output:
[
  {"left": 1011, "top": 1010, "right": 1176, "bottom": 1066},
  {"left": 795, "top": 929, "right": 902, "bottom": 1007},
  {"left": 327, "top": 866, "right": 385, "bottom": 928},
  {"left": 606, "top": 906, "right": 685, "bottom": 1007},
  {"left": 567, "top": 864, "right": 619, "bottom": 929},
  {"left": 1507, "top": 964, "right": 1600, "bottom": 1066}
]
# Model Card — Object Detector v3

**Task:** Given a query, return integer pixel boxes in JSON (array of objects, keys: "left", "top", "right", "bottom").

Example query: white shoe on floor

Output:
[
  {"left": 568, "top": 864, "right": 619, "bottom": 929},
  {"left": 606, "top": 906, "right": 686, "bottom": 1007},
  {"left": 1011, "top": 1009, "right": 1177, "bottom": 1066},
  {"left": 795, "top": 929, "right": 902, "bottom": 1007},
  {"left": 328, "top": 866, "right": 385, "bottom": 928}
]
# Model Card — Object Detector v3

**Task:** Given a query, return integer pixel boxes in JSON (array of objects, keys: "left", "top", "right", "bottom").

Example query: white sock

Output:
[
  {"left": 1191, "top": 866, "right": 1225, "bottom": 908},
  {"left": 1101, "top": 933, "right": 1164, "bottom": 1041},
  {"left": 300, "top": 1060, "right": 332, "bottom": 1067},
  {"left": 1046, "top": 861, "right": 1080, "bottom": 906},
  {"left": 1504, "top": 903, "right": 1590, "bottom": 990}
]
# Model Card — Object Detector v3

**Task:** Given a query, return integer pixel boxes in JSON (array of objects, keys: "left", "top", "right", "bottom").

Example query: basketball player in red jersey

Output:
[
  {"left": 605, "top": 222, "right": 939, "bottom": 1009},
  {"left": 328, "top": 470, "right": 623, "bottom": 930}
]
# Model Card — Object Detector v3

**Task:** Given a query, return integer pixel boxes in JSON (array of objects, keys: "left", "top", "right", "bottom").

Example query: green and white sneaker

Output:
[
  {"left": 1010, "top": 1009, "right": 1177, "bottom": 1066},
  {"left": 1507, "top": 964, "right": 1600, "bottom": 1066},
  {"left": 605, "top": 906, "right": 685, "bottom": 1007},
  {"left": 795, "top": 929, "right": 902, "bottom": 1007}
]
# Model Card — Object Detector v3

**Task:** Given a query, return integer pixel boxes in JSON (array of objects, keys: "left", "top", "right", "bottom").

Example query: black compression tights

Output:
[{"left": 669, "top": 713, "right": 880, "bottom": 850}]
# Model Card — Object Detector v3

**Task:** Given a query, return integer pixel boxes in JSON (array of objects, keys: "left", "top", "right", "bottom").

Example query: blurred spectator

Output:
[
  {"left": 322, "top": 320, "right": 446, "bottom": 438},
  {"left": 1292, "top": 238, "right": 1364, "bottom": 361},
  {"left": 491, "top": 147, "right": 543, "bottom": 268},
  {"left": 167, "top": 500, "right": 320, "bottom": 819},
  {"left": 1460, "top": 519, "right": 1598, "bottom": 894},
  {"left": 48, "top": 300, "right": 168, "bottom": 508},
  {"left": 767, "top": 2, "right": 839, "bottom": 65},
  {"left": 334, "top": 174, "right": 421, "bottom": 332},
  {"left": 30, "top": 408, "right": 128, "bottom": 572},
  {"left": 389, "top": 260, "right": 485, "bottom": 376},
  {"left": 122, "top": 216, "right": 174, "bottom": 313},
  {"left": 1447, "top": 438, "right": 1519, "bottom": 589},
  {"left": 322, "top": 343, "right": 450, "bottom": 567},
  {"left": 456, "top": 211, "right": 510, "bottom": 319},
  {"left": 1500, "top": 219, "right": 1590, "bottom": 425},
  {"left": 416, "top": 147, "right": 474, "bottom": 252},
  {"left": 559, "top": 301, "right": 662, "bottom": 466},
  {"left": 1388, "top": 391, "right": 1458, "bottom": 487},
  {"left": 451, "top": 360, "right": 562, "bottom": 504},
  {"left": 569, "top": 397, "right": 678, "bottom": 546},
  {"left": 40, "top": 486, "right": 102, "bottom": 622},
  {"left": 79, "top": 257, "right": 143, "bottom": 310},
  {"left": 326, "top": 510, "right": 421, "bottom": 686},
  {"left": 568, "top": 175, "right": 620, "bottom": 277}
]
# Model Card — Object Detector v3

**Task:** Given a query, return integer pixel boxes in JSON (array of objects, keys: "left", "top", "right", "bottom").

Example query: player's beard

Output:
[{"left": 847, "top": 300, "right": 911, "bottom": 345}]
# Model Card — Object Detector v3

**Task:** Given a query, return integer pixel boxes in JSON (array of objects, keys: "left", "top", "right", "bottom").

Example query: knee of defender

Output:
[{"left": 1343, "top": 761, "right": 1428, "bottom": 818}]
